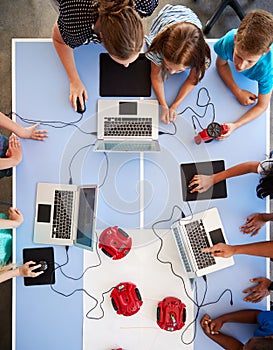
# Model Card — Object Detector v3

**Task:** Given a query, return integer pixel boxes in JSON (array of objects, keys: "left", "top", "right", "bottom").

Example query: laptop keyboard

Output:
[
  {"left": 185, "top": 220, "right": 216, "bottom": 269},
  {"left": 104, "top": 117, "right": 152, "bottom": 137},
  {"left": 52, "top": 190, "right": 74, "bottom": 239}
]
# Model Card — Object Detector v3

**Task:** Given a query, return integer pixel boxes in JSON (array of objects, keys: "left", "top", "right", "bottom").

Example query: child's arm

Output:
[
  {"left": 0, "top": 135, "right": 22, "bottom": 169},
  {"left": 0, "top": 261, "right": 43, "bottom": 284},
  {"left": 52, "top": 22, "right": 88, "bottom": 112},
  {"left": 215, "top": 56, "right": 271, "bottom": 138},
  {"left": 203, "top": 241, "right": 273, "bottom": 259},
  {"left": 0, "top": 208, "right": 24, "bottom": 229},
  {"left": 169, "top": 68, "right": 197, "bottom": 119},
  {"left": 189, "top": 161, "right": 259, "bottom": 193},
  {"left": 0, "top": 112, "right": 47, "bottom": 141},
  {"left": 215, "top": 56, "right": 255, "bottom": 102},
  {"left": 220, "top": 92, "right": 271, "bottom": 139},
  {"left": 150, "top": 62, "right": 170, "bottom": 124},
  {"left": 200, "top": 314, "right": 244, "bottom": 350}
]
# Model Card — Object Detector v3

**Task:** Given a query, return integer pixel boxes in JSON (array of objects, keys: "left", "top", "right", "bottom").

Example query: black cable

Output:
[
  {"left": 10, "top": 111, "right": 97, "bottom": 135},
  {"left": 177, "top": 87, "right": 216, "bottom": 131},
  {"left": 67, "top": 143, "right": 109, "bottom": 188},
  {"left": 159, "top": 121, "right": 177, "bottom": 135}
]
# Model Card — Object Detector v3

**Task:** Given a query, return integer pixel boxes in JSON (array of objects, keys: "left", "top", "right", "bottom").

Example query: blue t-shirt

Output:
[
  {"left": 254, "top": 311, "right": 273, "bottom": 337},
  {"left": 214, "top": 29, "right": 273, "bottom": 95}
]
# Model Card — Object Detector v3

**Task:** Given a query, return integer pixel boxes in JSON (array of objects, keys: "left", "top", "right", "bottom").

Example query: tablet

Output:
[
  {"left": 180, "top": 160, "right": 227, "bottom": 201},
  {"left": 99, "top": 53, "right": 151, "bottom": 97},
  {"left": 23, "top": 247, "right": 55, "bottom": 286}
]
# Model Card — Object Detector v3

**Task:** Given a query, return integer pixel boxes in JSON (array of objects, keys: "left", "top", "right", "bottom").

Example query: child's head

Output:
[
  {"left": 233, "top": 10, "right": 273, "bottom": 71},
  {"left": 99, "top": 0, "right": 143, "bottom": 66},
  {"left": 256, "top": 160, "right": 273, "bottom": 199},
  {"left": 147, "top": 22, "right": 211, "bottom": 82},
  {"left": 244, "top": 336, "right": 273, "bottom": 350}
]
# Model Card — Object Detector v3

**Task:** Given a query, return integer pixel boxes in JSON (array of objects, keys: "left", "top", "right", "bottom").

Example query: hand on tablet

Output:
[{"left": 188, "top": 174, "right": 213, "bottom": 193}]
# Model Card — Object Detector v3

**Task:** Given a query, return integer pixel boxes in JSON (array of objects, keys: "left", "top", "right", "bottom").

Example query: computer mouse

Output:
[
  {"left": 76, "top": 96, "right": 86, "bottom": 114},
  {"left": 187, "top": 183, "right": 198, "bottom": 193},
  {"left": 37, "top": 260, "right": 48, "bottom": 272}
]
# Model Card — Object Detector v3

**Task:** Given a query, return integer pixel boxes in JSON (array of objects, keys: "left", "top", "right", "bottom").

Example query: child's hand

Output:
[
  {"left": 202, "top": 243, "right": 235, "bottom": 258},
  {"left": 189, "top": 174, "right": 213, "bottom": 193},
  {"left": 217, "top": 123, "right": 235, "bottom": 140},
  {"left": 240, "top": 213, "right": 267, "bottom": 236},
  {"left": 243, "top": 277, "right": 271, "bottom": 303},
  {"left": 5, "top": 135, "right": 22, "bottom": 165},
  {"left": 69, "top": 79, "right": 88, "bottom": 112},
  {"left": 19, "top": 261, "right": 44, "bottom": 278},
  {"left": 21, "top": 123, "right": 48, "bottom": 141},
  {"left": 160, "top": 105, "right": 170, "bottom": 124},
  {"left": 200, "top": 314, "right": 212, "bottom": 335},
  {"left": 169, "top": 105, "right": 178, "bottom": 122},
  {"left": 236, "top": 89, "right": 257, "bottom": 106},
  {"left": 209, "top": 317, "right": 224, "bottom": 334},
  {"left": 8, "top": 207, "right": 24, "bottom": 227}
]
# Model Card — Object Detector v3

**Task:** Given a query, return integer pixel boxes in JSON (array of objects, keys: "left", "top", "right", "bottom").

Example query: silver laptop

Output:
[
  {"left": 33, "top": 183, "right": 98, "bottom": 250},
  {"left": 93, "top": 99, "right": 160, "bottom": 152},
  {"left": 171, "top": 207, "right": 234, "bottom": 279}
]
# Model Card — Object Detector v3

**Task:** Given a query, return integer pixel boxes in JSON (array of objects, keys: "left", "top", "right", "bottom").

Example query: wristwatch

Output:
[{"left": 268, "top": 281, "right": 273, "bottom": 291}]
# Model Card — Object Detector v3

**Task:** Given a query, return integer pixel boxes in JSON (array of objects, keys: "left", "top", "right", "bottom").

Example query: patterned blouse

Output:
[{"left": 57, "top": 0, "right": 158, "bottom": 48}]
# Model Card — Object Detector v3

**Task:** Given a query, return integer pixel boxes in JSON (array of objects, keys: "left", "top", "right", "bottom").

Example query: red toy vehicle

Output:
[
  {"left": 110, "top": 282, "right": 143, "bottom": 316},
  {"left": 157, "top": 297, "right": 186, "bottom": 332},
  {"left": 194, "top": 122, "right": 229, "bottom": 144},
  {"left": 99, "top": 226, "right": 132, "bottom": 260}
]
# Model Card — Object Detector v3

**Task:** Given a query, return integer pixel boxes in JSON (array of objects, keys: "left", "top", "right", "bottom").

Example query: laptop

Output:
[
  {"left": 93, "top": 99, "right": 160, "bottom": 152},
  {"left": 171, "top": 207, "right": 234, "bottom": 279},
  {"left": 99, "top": 53, "right": 151, "bottom": 97},
  {"left": 33, "top": 183, "right": 98, "bottom": 250},
  {"left": 180, "top": 160, "right": 227, "bottom": 201}
]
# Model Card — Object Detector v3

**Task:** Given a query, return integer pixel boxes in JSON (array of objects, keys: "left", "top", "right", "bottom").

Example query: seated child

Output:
[
  {"left": 145, "top": 4, "right": 211, "bottom": 124},
  {"left": 214, "top": 10, "right": 273, "bottom": 139},
  {"left": 201, "top": 310, "right": 273, "bottom": 350}
]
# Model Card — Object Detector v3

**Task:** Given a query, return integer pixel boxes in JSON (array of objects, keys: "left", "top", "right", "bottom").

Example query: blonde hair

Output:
[
  {"left": 146, "top": 22, "right": 211, "bottom": 82},
  {"left": 236, "top": 10, "right": 273, "bottom": 55},
  {"left": 99, "top": 0, "right": 144, "bottom": 59}
]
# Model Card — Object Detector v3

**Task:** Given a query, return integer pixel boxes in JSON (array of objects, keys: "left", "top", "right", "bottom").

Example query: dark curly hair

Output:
[{"left": 256, "top": 160, "right": 273, "bottom": 199}]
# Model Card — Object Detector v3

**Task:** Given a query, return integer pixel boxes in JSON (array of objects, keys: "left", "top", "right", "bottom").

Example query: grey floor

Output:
[{"left": 0, "top": 1, "right": 272, "bottom": 349}]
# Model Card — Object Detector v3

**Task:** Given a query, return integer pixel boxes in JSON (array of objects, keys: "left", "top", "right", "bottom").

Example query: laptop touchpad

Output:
[
  {"left": 209, "top": 228, "right": 225, "bottom": 245},
  {"left": 37, "top": 204, "right": 51, "bottom": 223}
]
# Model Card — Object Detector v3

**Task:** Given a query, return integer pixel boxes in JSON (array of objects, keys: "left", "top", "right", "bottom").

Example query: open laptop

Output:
[
  {"left": 33, "top": 183, "right": 98, "bottom": 250},
  {"left": 171, "top": 207, "right": 234, "bottom": 279},
  {"left": 93, "top": 99, "right": 160, "bottom": 152}
]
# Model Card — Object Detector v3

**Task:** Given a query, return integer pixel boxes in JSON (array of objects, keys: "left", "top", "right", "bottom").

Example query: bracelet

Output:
[{"left": 268, "top": 281, "right": 273, "bottom": 291}]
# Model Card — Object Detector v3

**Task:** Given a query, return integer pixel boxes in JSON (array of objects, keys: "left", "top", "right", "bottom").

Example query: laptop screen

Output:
[
  {"left": 75, "top": 186, "right": 98, "bottom": 251},
  {"left": 99, "top": 53, "right": 151, "bottom": 97}
]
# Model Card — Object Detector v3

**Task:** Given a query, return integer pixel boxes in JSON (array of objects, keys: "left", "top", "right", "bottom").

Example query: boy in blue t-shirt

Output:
[
  {"left": 201, "top": 310, "right": 273, "bottom": 349},
  {"left": 214, "top": 10, "right": 273, "bottom": 139}
]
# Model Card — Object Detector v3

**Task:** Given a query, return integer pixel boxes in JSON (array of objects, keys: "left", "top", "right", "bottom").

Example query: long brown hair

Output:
[
  {"left": 147, "top": 22, "right": 211, "bottom": 82},
  {"left": 99, "top": 0, "right": 144, "bottom": 59}
]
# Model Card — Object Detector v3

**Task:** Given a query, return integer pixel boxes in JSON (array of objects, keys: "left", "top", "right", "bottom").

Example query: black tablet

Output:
[
  {"left": 23, "top": 247, "right": 55, "bottom": 286},
  {"left": 99, "top": 53, "right": 151, "bottom": 97},
  {"left": 180, "top": 160, "right": 227, "bottom": 201}
]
